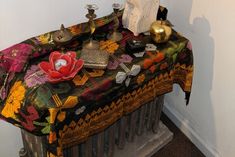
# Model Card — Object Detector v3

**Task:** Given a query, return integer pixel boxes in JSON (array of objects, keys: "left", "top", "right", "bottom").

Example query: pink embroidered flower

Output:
[
  {"left": 38, "top": 51, "right": 84, "bottom": 83},
  {"left": 118, "top": 54, "right": 133, "bottom": 63},
  {"left": 24, "top": 65, "right": 47, "bottom": 87},
  {"left": 0, "top": 43, "right": 33, "bottom": 72}
]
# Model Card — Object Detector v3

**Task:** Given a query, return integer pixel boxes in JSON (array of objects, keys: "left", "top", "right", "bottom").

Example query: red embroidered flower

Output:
[
  {"left": 20, "top": 106, "right": 39, "bottom": 131},
  {"left": 38, "top": 51, "right": 84, "bottom": 83}
]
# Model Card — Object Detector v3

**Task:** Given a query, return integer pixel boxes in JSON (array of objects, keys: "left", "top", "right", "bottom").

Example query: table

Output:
[{"left": 0, "top": 12, "right": 193, "bottom": 157}]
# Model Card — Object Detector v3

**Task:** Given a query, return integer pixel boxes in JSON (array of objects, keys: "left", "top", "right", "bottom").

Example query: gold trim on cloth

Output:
[{"left": 56, "top": 64, "right": 193, "bottom": 151}]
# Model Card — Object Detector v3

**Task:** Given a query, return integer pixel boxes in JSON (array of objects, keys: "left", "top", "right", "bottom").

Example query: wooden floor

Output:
[{"left": 152, "top": 113, "right": 205, "bottom": 157}]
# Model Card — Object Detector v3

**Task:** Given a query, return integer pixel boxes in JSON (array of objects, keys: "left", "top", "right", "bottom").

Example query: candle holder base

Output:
[
  {"left": 107, "top": 31, "right": 123, "bottom": 42},
  {"left": 83, "top": 40, "right": 100, "bottom": 50}
]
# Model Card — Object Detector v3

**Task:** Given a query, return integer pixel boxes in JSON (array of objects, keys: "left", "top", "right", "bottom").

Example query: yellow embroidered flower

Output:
[
  {"left": 37, "top": 33, "right": 51, "bottom": 44},
  {"left": 1, "top": 81, "right": 26, "bottom": 119},
  {"left": 137, "top": 74, "right": 145, "bottom": 85},
  {"left": 100, "top": 40, "right": 119, "bottom": 54}
]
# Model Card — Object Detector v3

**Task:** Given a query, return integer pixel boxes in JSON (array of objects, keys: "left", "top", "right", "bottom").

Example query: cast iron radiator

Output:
[{"left": 20, "top": 95, "right": 171, "bottom": 157}]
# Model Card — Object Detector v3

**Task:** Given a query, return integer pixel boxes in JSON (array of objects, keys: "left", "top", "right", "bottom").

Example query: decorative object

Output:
[
  {"left": 122, "top": 0, "right": 160, "bottom": 36},
  {"left": 145, "top": 44, "right": 157, "bottom": 51},
  {"left": 80, "top": 4, "right": 110, "bottom": 69},
  {"left": 157, "top": 6, "right": 168, "bottom": 20},
  {"left": 52, "top": 24, "right": 73, "bottom": 45},
  {"left": 83, "top": 4, "right": 100, "bottom": 50},
  {"left": 133, "top": 51, "right": 145, "bottom": 58},
  {"left": 115, "top": 64, "right": 141, "bottom": 86},
  {"left": 150, "top": 20, "right": 172, "bottom": 43},
  {"left": 38, "top": 51, "right": 84, "bottom": 83},
  {"left": 107, "top": 3, "right": 123, "bottom": 42},
  {"left": 111, "top": 54, "right": 141, "bottom": 87},
  {"left": 80, "top": 48, "right": 109, "bottom": 69},
  {"left": 125, "top": 39, "right": 146, "bottom": 54}
]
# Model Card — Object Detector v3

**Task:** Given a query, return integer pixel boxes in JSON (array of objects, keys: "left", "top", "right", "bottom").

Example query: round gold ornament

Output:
[{"left": 150, "top": 21, "right": 172, "bottom": 43}]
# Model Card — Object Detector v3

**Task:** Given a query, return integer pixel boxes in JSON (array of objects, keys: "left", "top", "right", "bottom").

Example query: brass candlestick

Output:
[
  {"left": 107, "top": 3, "right": 123, "bottom": 42},
  {"left": 83, "top": 4, "right": 100, "bottom": 50}
]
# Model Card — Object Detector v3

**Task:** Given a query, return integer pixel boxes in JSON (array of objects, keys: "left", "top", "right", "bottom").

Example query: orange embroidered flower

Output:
[
  {"left": 1, "top": 81, "right": 26, "bottom": 119},
  {"left": 100, "top": 40, "right": 119, "bottom": 54},
  {"left": 137, "top": 74, "right": 145, "bottom": 85},
  {"left": 69, "top": 25, "right": 82, "bottom": 35},
  {"left": 49, "top": 131, "right": 57, "bottom": 144}
]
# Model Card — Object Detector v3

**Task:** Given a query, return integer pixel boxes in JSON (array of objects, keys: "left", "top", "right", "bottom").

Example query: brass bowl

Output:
[
  {"left": 150, "top": 21, "right": 172, "bottom": 44},
  {"left": 52, "top": 24, "right": 73, "bottom": 45}
]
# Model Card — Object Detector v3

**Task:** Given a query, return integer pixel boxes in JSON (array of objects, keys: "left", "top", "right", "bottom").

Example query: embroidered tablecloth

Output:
[{"left": 0, "top": 12, "right": 193, "bottom": 157}]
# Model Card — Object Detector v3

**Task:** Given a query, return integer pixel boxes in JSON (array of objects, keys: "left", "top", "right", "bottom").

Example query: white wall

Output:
[
  {"left": 0, "top": 0, "right": 123, "bottom": 157},
  {"left": 161, "top": 0, "right": 235, "bottom": 157}
]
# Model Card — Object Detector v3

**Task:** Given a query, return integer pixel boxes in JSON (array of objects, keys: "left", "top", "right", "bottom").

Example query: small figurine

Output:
[{"left": 122, "top": 0, "right": 160, "bottom": 36}]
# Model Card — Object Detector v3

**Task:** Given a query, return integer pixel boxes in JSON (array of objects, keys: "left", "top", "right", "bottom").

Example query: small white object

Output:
[
  {"left": 116, "top": 72, "right": 127, "bottom": 84},
  {"left": 145, "top": 44, "right": 157, "bottom": 51},
  {"left": 122, "top": 0, "right": 160, "bottom": 36},
  {"left": 54, "top": 59, "right": 67, "bottom": 70},
  {"left": 115, "top": 64, "right": 141, "bottom": 87},
  {"left": 144, "top": 32, "right": 151, "bottom": 36},
  {"left": 125, "top": 77, "right": 131, "bottom": 87},
  {"left": 133, "top": 51, "right": 145, "bottom": 58},
  {"left": 75, "top": 106, "right": 86, "bottom": 115},
  {"left": 130, "top": 65, "right": 141, "bottom": 76}
]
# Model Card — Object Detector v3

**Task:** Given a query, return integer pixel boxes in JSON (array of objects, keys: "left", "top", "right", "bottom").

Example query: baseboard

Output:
[{"left": 163, "top": 103, "right": 220, "bottom": 157}]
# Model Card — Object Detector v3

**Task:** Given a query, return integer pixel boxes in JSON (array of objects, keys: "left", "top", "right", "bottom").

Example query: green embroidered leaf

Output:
[
  {"left": 34, "top": 117, "right": 50, "bottom": 134},
  {"left": 34, "top": 86, "right": 54, "bottom": 108},
  {"left": 33, "top": 121, "right": 48, "bottom": 126},
  {"left": 41, "top": 125, "right": 50, "bottom": 134},
  {"left": 175, "top": 42, "right": 186, "bottom": 53},
  {"left": 172, "top": 53, "right": 178, "bottom": 63},
  {"left": 49, "top": 82, "right": 71, "bottom": 94}
]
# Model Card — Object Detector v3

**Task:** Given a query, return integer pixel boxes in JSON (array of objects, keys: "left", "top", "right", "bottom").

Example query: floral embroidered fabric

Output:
[{"left": 0, "top": 12, "right": 193, "bottom": 157}]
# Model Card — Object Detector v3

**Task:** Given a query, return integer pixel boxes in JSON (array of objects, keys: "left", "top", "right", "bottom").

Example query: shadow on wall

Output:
[{"left": 163, "top": 0, "right": 217, "bottom": 156}]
